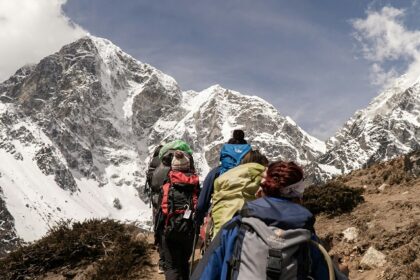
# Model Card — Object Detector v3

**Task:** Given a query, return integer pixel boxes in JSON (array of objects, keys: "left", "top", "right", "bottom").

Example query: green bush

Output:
[{"left": 303, "top": 181, "right": 364, "bottom": 216}]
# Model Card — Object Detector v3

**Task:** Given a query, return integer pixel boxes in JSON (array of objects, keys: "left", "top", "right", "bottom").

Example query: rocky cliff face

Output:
[
  {"left": 153, "top": 85, "right": 326, "bottom": 176},
  {"left": 0, "top": 36, "right": 325, "bottom": 245},
  {"left": 0, "top": 186, "right": 21, "bottom": 257}
]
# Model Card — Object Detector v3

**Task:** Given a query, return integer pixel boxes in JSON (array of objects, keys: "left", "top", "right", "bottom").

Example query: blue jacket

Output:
[
  {"left": 191, "top": 197, "right": 335, "bottom": 280},
  {"left": 195, "top": 166, "right": 221, "bottom": 226}
]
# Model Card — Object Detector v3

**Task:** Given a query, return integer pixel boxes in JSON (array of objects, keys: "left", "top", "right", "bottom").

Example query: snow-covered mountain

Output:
[
  {"left": 0, "top": 35, "right": 325, "bottom": 249},
  {"left": 309, "top": 76, "right": 420, "bottom": 182},
  {"left": 154, "top": 85, "right": 326, "bottom": 177}
]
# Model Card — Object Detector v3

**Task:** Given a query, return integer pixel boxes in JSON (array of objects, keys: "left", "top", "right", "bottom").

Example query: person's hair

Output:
[
  {"left": 261, "top": 161, "right": 303, "bottom": 198},
  {"left": 240, "top": 150, "right": 269, "bottom": 166},
  {"left": 227, "top": 129, "right": 247, "bottom": 144}
]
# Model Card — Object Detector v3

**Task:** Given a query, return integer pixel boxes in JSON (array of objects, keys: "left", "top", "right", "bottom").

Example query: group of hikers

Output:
[{"left": 144, "top": 130, "right": 348, "bottom": 280}]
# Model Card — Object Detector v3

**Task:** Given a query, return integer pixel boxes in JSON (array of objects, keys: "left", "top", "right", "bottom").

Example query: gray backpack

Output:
[{"left": 229, "top": 217, "right": 335, "bottom": 280}]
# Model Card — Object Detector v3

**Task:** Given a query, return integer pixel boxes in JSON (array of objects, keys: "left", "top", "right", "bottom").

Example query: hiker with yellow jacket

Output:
[{"left": 211, "top": 150, "right": 269, "bottom": 238}]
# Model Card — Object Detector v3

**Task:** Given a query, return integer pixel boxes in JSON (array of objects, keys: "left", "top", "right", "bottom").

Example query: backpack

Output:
[
  {"left": 219, "top": 144, "right": 252, "bottom": 175},
  {"left": 146, "top": 155, "right": 161, "bottom": 186},
  {"left": 161, "top": 170, "right": 199, "bottom": 241},
  {"left": 151, "top": 162, "right": 171, "bottom": 193},
  {"left": 229, "top": 216, "right": 314, "bottom": 280}
]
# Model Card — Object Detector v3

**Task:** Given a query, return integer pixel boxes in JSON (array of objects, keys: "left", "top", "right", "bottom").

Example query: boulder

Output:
[
  {"left": 342, "top": 227, "right": 359, "bottom": 242},
  {"left": 360, "top": 247, "right": 386, "bottom": 269},
  {"left": 378, "top": 183, "right": 389, "bottom": 192}
]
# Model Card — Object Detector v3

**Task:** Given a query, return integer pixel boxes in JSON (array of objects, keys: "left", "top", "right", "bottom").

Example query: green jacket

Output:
[{"left": 211, "top": 162, "right": 266, "bottom": 237}]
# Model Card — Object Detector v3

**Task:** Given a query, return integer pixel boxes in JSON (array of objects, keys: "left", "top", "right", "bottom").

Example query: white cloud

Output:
[
  {"left": 352, "top": 6, "right": 420, "bottom": 88},
  {"left": 0, "top": 0, "right": 86, "bottom": 82}
]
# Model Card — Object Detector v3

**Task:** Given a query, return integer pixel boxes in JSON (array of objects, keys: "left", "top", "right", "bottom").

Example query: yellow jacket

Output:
[{"left": 211, "top": 162, "right": 265, "bottom": 237}]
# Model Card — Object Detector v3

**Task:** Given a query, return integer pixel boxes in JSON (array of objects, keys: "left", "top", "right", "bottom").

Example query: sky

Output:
[{"left": 1, "top": 0, "right": 420, "bottom": 140}]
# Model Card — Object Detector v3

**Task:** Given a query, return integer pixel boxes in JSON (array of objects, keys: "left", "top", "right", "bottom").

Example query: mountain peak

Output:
[{"left": 310, "top": 72, "right": 420, "bottom": 183}]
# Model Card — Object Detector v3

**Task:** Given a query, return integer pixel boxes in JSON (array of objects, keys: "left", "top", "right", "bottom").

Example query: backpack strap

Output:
[
  {"left": 266, "top": 247, "right": 283, "bottom": 279},
  {"left": 161, "top": 182, "right": 170, "bottom": 216}
]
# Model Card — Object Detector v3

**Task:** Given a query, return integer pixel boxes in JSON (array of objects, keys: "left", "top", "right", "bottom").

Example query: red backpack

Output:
[{"left": 161, "top": 170, "right": 199, "bottom": 240}]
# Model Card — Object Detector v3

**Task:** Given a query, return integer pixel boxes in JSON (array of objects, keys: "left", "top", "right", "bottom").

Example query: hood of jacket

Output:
[
  {"left": 213, "top": 162, "right": 265, "bottom": 202},
  {"left": 241, "top": 196, "right": 315, "bottom": 231},
  {"left": 211, "top": 163, "right": 266, "bottom": 237}
]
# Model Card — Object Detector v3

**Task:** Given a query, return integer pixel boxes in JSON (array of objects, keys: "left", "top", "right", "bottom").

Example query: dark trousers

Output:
[
  {"left": 162, "top": 234, "right": 194, "bottom": 280},
  {"left": 152, "top": 193, "right": 165, "bottom": 269}
]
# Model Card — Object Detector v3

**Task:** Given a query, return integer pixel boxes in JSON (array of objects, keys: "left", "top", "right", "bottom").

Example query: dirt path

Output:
[
  {"left": 147, "top": 234, "right": 201, "bottom": 280},
  {"left": 147, "top": 234, "right": 165, "bottom": 280}
]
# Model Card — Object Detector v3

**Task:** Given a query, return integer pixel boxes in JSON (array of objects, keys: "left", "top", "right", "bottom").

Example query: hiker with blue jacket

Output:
[
  {"left": 195, "top": 129, "right": 251, "bottom": 228},
  {"left": 191, "top": 161, "right": 348, "bottom": 280}
]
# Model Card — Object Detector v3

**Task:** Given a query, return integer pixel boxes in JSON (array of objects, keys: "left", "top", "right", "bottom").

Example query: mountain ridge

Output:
[{"left": 0, "top": 35, "right": 325, "bottom": 244}]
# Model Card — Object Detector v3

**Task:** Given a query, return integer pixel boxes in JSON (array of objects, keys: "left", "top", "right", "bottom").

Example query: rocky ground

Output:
[{"left": 315, "top": 154, "right": 420, "bottom": 280}]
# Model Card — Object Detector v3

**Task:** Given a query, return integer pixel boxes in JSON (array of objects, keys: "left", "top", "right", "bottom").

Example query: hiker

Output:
[
  {"left": 211, "top": 150, "right": 269, "bottom": 238},
  {"left": 151, "top": 140, "right": 194, "bottom": 274},
  {"left": 191, "top": 161, "right": 348, "bottom": 280},
  {"left": 159, "top": 150, "right": 200, "bottom": 280},
  {"left": 195, "top": 129, "right": 251, "bottom": 228}
]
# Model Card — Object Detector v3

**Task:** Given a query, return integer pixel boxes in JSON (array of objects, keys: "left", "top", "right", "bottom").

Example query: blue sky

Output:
[{"left": 2, "top": 0, "right": 419, "bottom": 140}]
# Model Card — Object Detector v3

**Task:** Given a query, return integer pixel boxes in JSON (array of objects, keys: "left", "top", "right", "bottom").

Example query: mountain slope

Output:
[
  {"left": 315, "top": 152, "right": 420, "bottom": 280},
  {"left": 0, "top": 35, "right": 325, "bottom": 244}
]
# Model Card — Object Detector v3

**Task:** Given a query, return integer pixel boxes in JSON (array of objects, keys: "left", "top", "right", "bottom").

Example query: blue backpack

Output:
[{"left": 219, "top": 144, "right": 251, "bottom": 175}]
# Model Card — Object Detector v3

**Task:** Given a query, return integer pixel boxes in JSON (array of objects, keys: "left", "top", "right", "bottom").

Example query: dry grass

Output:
[{"left": 0, "top": 219, "right": 152, "bottom": 280}]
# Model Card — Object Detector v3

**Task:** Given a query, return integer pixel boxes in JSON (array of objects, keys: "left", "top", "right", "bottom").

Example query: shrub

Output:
[
  {"left": 303, "top": 181, "right": 364, "bottom": 216},
  {"left": 0, "top": 219, "right": 152, "bottom": 279},
  {"left": 388, "top": 173, "right": 403, "bottom": 185},
  {"left": 382, "top": 169, "right": 391, "bottom": 181}
]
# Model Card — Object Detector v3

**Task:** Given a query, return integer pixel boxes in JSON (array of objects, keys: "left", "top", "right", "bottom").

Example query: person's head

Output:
[
  {"left": 171, "top": 150, "right": 191, "bottom": 172},
  {"left": 260, "top": 161, "right": 305, "bottom": 199},
  {"left": 240, "top": 150, "right": 269, "bottom": 166},
  {"left": 227, "top": 129, "right": 247, "bottom": 144}
]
